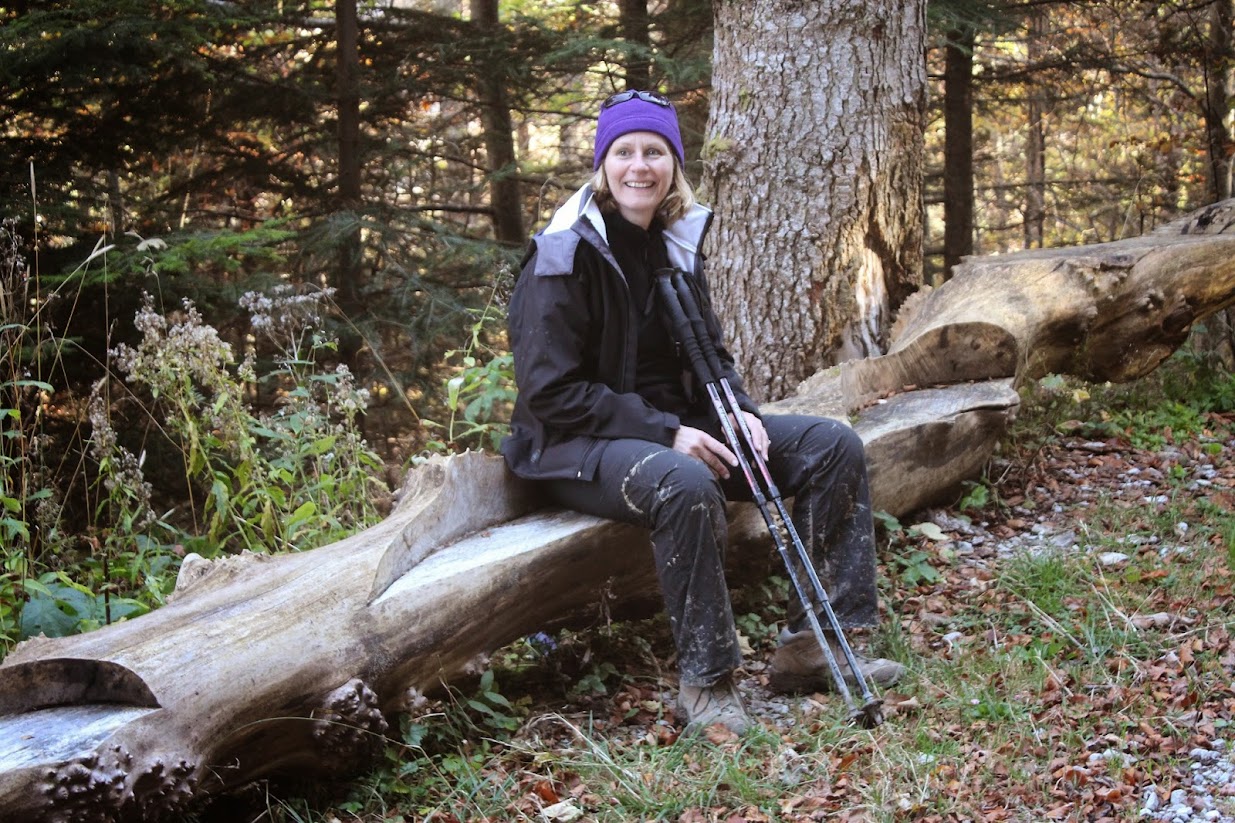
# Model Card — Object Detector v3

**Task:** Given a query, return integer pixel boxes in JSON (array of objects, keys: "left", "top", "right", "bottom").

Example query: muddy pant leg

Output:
[
  {"left": 756, "top": 415, "right": 880, "bottom": 632},
  {"left": 544, "top": 439, "right": 742, "bottom": 687}
]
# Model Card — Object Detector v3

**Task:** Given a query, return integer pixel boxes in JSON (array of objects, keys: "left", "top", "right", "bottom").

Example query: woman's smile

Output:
[{"left": 604, "top": 131, "right": 674, "bottom": 227}]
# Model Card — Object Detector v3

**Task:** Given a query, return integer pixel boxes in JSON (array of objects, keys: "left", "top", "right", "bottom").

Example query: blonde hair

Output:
[{"left": 591, "top": 159, "right": 697, "bottom": 225}]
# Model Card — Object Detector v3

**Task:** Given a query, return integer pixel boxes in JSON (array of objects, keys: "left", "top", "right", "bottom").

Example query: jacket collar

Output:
[{"left": 540, "top": 183, "right": 712, "bottom": 275}]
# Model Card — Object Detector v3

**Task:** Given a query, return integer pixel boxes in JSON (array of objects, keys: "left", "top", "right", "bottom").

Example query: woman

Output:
[{"left": 502, "top": 90, "right": 903, "bottom": 734}]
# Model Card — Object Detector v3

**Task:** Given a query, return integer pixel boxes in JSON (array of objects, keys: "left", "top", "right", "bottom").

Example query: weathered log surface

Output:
[{"left": 3, "top": 200, "right": 1235, "bottom": 822}]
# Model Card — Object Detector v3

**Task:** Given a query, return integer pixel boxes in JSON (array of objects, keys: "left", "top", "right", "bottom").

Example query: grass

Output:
[{"left": 194, "top": 348, "right": 1235, "bottom": 822}]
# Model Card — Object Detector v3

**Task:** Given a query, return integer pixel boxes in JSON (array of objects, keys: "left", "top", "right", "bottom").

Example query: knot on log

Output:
[
  {"left": 41, "top": 746, "right": 128, "bottom": 823},
  {"left": 1069, "top": 255, "right": 1134, "bottom": 295},
  {"left": 126, "top": 759, "right": 198, "bottom": 822},
  {"left": 311, "top": 678, "right": 389, "bottom": 768}
]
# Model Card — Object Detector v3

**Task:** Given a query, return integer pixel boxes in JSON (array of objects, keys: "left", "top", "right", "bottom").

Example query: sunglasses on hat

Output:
[{"left": 601, "top": 89, "right": 671, "bottom": 109}]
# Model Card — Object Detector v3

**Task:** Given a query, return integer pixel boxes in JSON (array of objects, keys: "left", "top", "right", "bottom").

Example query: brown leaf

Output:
[
  {"left": 882, "top": 693, "right": 921, "bottom": 716},
  {"left": 1045, "top": 801, "right": 1075, "bottom": 819},
  {"left": 532, "top": 780, "right": 560, "bottom": 804},
  {"left": 733, "top": 808, "right": 770, "bottom": 822},
  {"left": 1095, "top": 786, "right": 1124, "bottom": 803}
]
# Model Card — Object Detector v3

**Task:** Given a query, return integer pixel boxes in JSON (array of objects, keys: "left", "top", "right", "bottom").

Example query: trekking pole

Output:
[
  {"left": 654, "top": 268, "right": 884, "bottom": 728},
  {"left": 668, "top": 270, "right": 884, "bottom": 721}
]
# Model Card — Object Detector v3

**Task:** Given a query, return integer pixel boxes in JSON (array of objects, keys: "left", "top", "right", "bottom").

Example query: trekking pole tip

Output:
[{"left": 853, "top": 698, "right": 885, "bottom": 729}]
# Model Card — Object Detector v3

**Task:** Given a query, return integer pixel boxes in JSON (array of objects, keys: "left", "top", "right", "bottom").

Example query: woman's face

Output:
[{"left": 602, "top": 131, "right": 674, "bottom": 229}]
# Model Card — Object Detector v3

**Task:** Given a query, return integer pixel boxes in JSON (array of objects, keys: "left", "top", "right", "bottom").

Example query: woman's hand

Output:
[
  {"left": 735, "top": 412, "right": 769, "bottom": 461},
  {"left": 672, "top": 425, "right": 738, "bottom": 479}
]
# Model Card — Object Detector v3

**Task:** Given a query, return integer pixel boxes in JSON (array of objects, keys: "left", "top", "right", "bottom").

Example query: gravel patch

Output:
[{"left": 1140, "top": 741, "right": 1235, "bottom": 822}]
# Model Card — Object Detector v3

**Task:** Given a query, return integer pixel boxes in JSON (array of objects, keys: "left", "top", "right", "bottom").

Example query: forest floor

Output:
[{"left": 230, "top": 372, "right": 1235, "bottom": 823}]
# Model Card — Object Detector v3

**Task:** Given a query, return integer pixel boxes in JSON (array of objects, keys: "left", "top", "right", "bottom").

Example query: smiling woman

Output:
[
  {"left": 598, "top": 133, "right": 673, "bottom": 229},
  {"left": 500, "top": 89, "right": 904, "bottom": 737}
]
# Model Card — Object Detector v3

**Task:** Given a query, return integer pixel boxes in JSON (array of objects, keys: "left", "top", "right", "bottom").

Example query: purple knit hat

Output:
[{"left": 593, "top": 91, "right": 685, "bottom": 170}]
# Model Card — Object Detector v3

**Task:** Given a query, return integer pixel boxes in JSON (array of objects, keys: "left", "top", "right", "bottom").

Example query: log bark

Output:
[{"left": 4, "top": 202, "right": 1235, "bottom": 821}]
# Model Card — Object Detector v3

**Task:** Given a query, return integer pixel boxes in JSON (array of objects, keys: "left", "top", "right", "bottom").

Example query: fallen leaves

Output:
[{"left": 365, "top": 406, "right": 1235, "bottom": 823}]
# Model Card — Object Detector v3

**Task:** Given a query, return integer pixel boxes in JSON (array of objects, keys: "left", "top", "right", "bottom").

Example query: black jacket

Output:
[{"left": 501, "top": 183, "right": 758, "bottom": 481}]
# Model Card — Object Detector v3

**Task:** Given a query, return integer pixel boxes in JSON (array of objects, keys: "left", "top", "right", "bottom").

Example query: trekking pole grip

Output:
[
  {"left": 654, "top": 271, "right": 715, "bottom": 385},
  {"left": 669, "top": 271, "right": 730, "bottom": 387}
]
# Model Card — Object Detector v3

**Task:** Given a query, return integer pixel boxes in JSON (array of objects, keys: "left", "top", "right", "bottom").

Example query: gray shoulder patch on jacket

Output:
[{"left": 529, "top": 230, "right": 583, "bottom": 277}]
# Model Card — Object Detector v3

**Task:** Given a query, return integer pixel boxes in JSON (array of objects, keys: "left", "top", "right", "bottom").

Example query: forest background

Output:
[{"left": 2, "top": 1, "right": 1235, "bottom": 819}]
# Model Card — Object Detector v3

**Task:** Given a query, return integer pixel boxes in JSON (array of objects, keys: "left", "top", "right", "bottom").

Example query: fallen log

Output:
[{"left": 2, "top": 200, "right": 1235, "bottom": 822}]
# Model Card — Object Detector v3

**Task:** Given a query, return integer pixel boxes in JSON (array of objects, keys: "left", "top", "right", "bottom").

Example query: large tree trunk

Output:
[
  {"left": 335, "top": 0, "right": 363, "bottom": 309},
  {"left": 470, "top": 0, "right": 525, "bottom": 247},
  {"left": 1204, "top": 0, "right": 1233, "bottom": 204},
  {"left": 618, "top": 0, "right": 652, "bottom": 90},
  {"left": 702, "top": 1, "right": 927, "bottom": 401},
  {"left": 1202, "top": 0, "right": 1235, "bottom": 368},
  {"left": 1024, "top": 9, "right": 1047, "bottom": 250},
  {"left": 4, "top": 202, "right": 1235, "bottom": 822},
  {"left": 942, "top": 22, "right": 976, "bottom": 279}
]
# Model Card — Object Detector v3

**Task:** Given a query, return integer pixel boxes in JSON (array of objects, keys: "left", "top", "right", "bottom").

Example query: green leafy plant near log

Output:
[
  {"left": 2, "top": 230, "right": 390, "bottom": 653},
  {"left": 0, "top": 217, "right": 55, "bottom": 651},
  {"left": 96, "top": 285, "right": 386, "bottom": 555},
  {"left": 420, "top": 277, "right": 516, "bottom": 458}
]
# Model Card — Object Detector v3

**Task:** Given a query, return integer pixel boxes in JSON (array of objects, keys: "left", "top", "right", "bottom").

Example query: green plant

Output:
[
  {"left": 957, "top": 479, "right": 992, "bottom": 512},
  {"left": 99, "top": 286, "right": 387, "bottom": 556},
  {"left": 423, "top": 282, "right": 516, "bottom": 455},
  {"left": 464, "top": 668, "right": 526, "bottom": 732},
  {"left": 0, "top": 216, "right": 70, "bottom": 653},
  {"left": 335, "top": 671, "right": 531, "bottom": 819},
  {"left": 875, "top": 511, "right": 946, "bottom": 585},
  {"left": 1225, "top": 518, "right": 1235, "bottom": 576},
  {"left": 1157, "top": 334, "right": 1235, "bottom": 414},
  {"left": 733, "top": 575, "right": 789, "bottom": 647},
  {"left": 570, "top": 661, "right": 622, "bottom": 698},
  {"left": 19, "top": 571, "right": 150, "bottom": 638},
  {"left": 895, "top": 548, "right": 944, "bottom": 586}
]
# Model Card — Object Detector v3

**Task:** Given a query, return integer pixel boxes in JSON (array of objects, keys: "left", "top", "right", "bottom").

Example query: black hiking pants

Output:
[{"left": 543, "top": 413, "right": 879, "bottom": 688}]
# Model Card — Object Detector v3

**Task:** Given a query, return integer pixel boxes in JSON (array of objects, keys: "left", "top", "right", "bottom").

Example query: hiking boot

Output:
[
  {"left": 767, "top": 627, "right": 905, "bottom": 694},
  {"left": 676, "top": 677, "right": 753, "bottom": 735}
]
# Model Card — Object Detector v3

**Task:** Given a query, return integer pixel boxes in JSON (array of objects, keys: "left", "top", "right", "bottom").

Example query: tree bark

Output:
[
  {"left": 1024, "top": 10, "right": 1047, "bottom": 249},
  {"left": 1203, "top": 0, "right": 1235, "bottom": 367},
  {"left": 1205, "top": 0, "right": 1233, "bottom": 204},
  {"left": 471, "top": 0, "right": 526, "bottom": 246},
  {"left": 4, "top": 202, "right": 1235, "bottom": 821},
  {"left": 619, "top": 0, "right": 652, "bottom": 90},
  {"left": 335, "top": 0, "right": 364, "bottom": 311},
  {"left": 942, "top": 23, "right": 976, "bottom": 279},
  {"left": 702, "top": 0, "right": 927, "bottom": 401}
]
